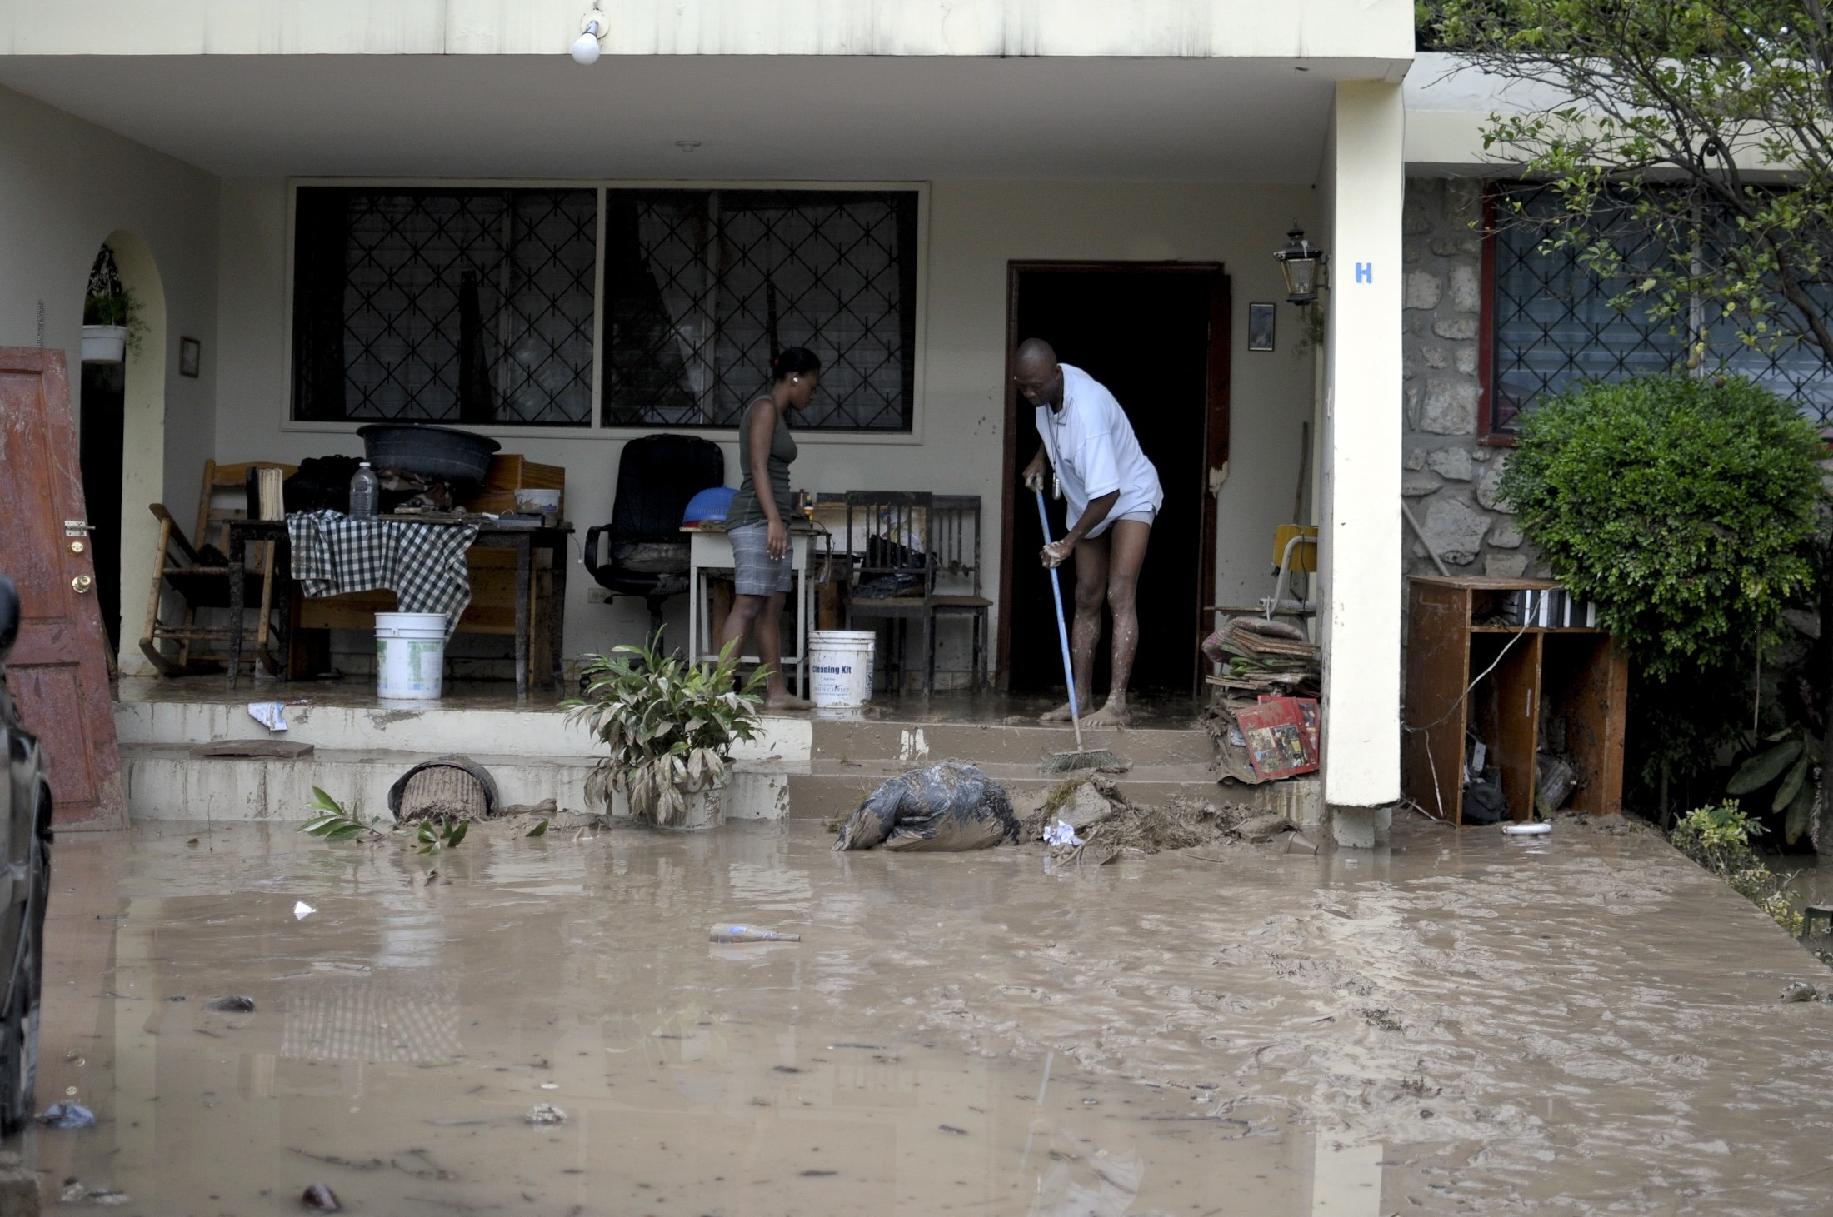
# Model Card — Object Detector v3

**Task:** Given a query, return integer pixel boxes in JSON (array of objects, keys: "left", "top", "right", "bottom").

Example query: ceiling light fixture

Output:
[{"left": 571, "top": 8, "right": 606, "bottom": 65}]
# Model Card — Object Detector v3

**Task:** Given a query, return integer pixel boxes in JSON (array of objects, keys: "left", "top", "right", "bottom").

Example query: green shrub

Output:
[
  {"left": 1670, "top": 800, "right": 1762, "bottom": 874},
  {"left": 1671, "top": 801, "right": 1804, "bottom": 935},
  {"left": 1498, "top": 375, "right": 1825, "bottom": 684}
]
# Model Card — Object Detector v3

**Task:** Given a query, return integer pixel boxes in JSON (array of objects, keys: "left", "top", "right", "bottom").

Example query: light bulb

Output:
[{"left": 571, "top": 19, "right": 602, "bottom": 65}]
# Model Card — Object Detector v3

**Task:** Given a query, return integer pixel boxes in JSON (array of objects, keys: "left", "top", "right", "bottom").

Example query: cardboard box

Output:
[{"left": 463, "top": 455, "right": 566, "bottom": 517}]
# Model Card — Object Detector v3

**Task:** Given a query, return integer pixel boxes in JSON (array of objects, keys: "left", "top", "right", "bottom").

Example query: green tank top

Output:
[{"left": 726, "top": 399, "right": 797, "bottom": 528}]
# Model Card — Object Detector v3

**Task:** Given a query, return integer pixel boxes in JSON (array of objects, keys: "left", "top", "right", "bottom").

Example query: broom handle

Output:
[{"left": 1035, "top": 487, "right": 1084, "bottom": 753}]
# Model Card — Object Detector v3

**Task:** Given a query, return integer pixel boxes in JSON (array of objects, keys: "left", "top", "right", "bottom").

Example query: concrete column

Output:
[{"left": 1318, "top": 81, "right": 1405, "bottom": 847}]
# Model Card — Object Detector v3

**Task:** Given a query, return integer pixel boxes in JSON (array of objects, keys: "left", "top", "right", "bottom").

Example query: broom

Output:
[{"left": 1035, "top": 487, "right": 1123, "bottom": 775}]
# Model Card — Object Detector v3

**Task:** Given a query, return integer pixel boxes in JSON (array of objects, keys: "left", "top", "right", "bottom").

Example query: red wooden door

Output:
[{"left": 0, "top": 349, "right": 124, "bottom": 830}]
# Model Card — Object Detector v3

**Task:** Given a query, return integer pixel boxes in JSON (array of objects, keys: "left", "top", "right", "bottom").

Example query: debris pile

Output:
[
  {"left": 1204, "top": 695, "right": 1320, "bottom": 785},
  {"left": 1202, "top": 616, "right": 1319, "bottom": 699},
  {"left": 1018, "top": 776, "right": 1259, "bottom": 865}
]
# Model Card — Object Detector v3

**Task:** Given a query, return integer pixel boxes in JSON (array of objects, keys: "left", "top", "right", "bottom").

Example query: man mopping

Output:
[{"left": 1013, "top": 338, "right": 1163, "bottom": 729}]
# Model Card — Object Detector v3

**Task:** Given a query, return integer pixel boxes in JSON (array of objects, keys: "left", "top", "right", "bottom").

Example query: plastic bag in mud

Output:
[{"left": 833, "top": 761, "right": 1020, "bottom": 852}]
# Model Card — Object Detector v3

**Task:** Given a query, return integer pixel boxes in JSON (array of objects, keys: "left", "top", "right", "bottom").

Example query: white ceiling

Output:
[{"left": 0, "top": 54, "right": 1349, "bottom": 181}]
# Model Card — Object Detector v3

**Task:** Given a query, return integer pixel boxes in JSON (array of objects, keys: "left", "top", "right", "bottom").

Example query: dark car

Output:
[{"left": 0, "top": 576, "right": 51, "bottom": 1133}]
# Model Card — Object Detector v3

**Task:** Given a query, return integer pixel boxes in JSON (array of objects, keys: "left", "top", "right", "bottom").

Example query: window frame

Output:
[
  {"left": 282, "top": 178, "right": 930, "bottom": 447},
  {"left": 1478, "top": 180, "right": 1833, "bottom": 441}
]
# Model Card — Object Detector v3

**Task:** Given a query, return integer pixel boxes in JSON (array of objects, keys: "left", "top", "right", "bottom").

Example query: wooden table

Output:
[
  {"left": 683, "top": 524, "right": 822, "bottom": 699},
  {"left": 225, "top": 518, "right": 572, "bottom": 698}
]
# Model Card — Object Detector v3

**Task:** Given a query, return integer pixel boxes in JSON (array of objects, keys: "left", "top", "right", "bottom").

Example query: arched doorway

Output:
[{"left": 78, "top": 231, "right": 165, "bottom": 674}]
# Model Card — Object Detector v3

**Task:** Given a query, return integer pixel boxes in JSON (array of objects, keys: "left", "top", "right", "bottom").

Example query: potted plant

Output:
[
  {"left": 80, "top": 245, "right": 144, "bottom": 365},
  {"left": 568, "top": 633, "right": 766, "bottom": 830}
]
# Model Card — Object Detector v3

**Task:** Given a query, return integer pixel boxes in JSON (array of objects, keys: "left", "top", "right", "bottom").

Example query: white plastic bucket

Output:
[
  {"left": 808, "top": 630, "right": 876, "bottom": 708},
  {"left": 375, "top": 612, "right": 447, "bottom": 700}
]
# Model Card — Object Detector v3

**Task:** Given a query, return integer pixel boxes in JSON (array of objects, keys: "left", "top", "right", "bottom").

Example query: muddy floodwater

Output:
[{"left": 23, "top": 816, "right": 1833, "bottom": 1215}]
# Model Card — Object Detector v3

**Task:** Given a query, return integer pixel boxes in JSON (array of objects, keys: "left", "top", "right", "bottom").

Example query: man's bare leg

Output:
[
  {"left": 1080, "top": 519, "right": 1150, "bottom": 728},
  {"left": 1039, "top": 533, "right": 1110, "bottom": 724}
]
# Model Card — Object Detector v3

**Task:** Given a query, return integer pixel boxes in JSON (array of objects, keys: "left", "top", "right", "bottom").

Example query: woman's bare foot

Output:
[
  {"left": 1079, "top": 700, "right": 1132, "bottom": 729},
  {"left": 765, "top": 693, "right": 814, "bottom": 712}
]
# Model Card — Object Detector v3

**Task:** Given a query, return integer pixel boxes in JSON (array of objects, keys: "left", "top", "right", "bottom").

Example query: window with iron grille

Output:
[
  {"left": 600, "top": 189, "right": 919, "bottom": 432},
  {"left": 292, "top": 186, "right": 597, "bottom": 426},
  {"left": 1488, "top": 187, "right": 1833, "bottom": 433}
]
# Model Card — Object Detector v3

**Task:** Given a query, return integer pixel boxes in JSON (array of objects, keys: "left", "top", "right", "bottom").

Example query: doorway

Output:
[
  {"left": 79, "top": 361, "right": 125, "bottom": 654},
  {"left": 999, "top": 263, "right": 1229, "bottom": 697},
  {"left": 81, "top": 231, "right": 167, "bottom": 675}
]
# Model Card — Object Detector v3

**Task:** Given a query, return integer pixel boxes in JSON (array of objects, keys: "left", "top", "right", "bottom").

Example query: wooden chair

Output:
[
  {"left": 140, "top": 460, "right": 295, "bottom": 676},
  {"left": 928, "top": 495, "right": 993, "bottom": 690},
  {"left": 844, "top": 491, "right": 936, "bottom": 694}
]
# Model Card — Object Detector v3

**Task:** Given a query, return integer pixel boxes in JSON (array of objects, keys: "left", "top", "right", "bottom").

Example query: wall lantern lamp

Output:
[
  {"left": 1274, "top": 228, "right": 1327, "bottom": 305},
  {"left": 572, "top": 8, "right": 606, "bottom": 64}
]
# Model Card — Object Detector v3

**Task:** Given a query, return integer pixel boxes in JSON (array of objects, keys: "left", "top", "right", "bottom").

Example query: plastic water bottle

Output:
[
  {"left": 349, "top": 460, "right": 378, "bottom": 519},
  {"left": 709, "top": 923, "right": 801, "bottom": 944}
]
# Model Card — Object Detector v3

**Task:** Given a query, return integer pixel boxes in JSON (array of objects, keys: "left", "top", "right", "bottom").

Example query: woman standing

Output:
[{"left": 718, "top": 347, "right": 821, "bottom": 710}]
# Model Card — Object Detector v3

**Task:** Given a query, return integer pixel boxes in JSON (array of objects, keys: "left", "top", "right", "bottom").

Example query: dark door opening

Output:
[
  {"left": 79, "top": 360, "right": 125, "bottom": 655},
  {"left": 999, "top": 264, "right": 1229, "bottom": 698}
]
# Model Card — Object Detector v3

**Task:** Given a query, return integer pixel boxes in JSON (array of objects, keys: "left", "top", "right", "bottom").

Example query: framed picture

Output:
[
  {"left": 179, "top": 337, "right": 201, "bottom": 378},
  {"left": 1247, "top": 303, "right": 1276, "bottom": 352}
]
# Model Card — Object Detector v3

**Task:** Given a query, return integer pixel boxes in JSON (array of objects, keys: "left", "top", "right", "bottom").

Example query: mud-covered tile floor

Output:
[{"left": 19, "top": 814, "right": 1833, "bottom": 1215}]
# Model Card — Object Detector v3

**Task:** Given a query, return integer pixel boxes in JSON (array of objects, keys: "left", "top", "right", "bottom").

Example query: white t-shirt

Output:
[{"left": 1036, "top": 363, "right": 1164, "bottom": 536}]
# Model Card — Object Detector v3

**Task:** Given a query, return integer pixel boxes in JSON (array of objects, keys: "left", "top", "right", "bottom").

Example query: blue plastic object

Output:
[{"left": 682, "top": 486, "right": 735, "bottom": 524}]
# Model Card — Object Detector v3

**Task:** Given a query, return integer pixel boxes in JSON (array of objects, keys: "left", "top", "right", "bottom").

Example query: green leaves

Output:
[
  {"left": 299, "top": 789, "right": 376, "bottom": 841},
  {"left": 1433, "top": 0, "right": 1833, "bottom": 375},
  {"left": 414, "top": 815, "right": 469, "bottom": 854},
  {"left": 1728, "top": 738, "right": 1803, "bottom": 795},
  {"left": 565, "top": 629, "right": 766, "bottom": 823},
  {"left": 1501, "top": 375, "right": 1825, "bottom": 686}
]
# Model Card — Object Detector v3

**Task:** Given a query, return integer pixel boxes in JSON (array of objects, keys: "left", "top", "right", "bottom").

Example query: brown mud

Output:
[{"left": 23, "top": 813, "right": 1833, "bottom": 1215}]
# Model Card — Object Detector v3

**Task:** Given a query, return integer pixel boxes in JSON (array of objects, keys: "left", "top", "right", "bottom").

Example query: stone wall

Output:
[{"left": 1400, "top": 177, "right": 1547, "bottom": 580}]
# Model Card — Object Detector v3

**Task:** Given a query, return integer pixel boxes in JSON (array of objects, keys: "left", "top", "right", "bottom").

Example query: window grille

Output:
[
  {"left": 1489, "top": 188, "right": 1833, "bottom": 431},
  {"left": 600, "top": 189, "right": 918, "bottom": 431},
  {"left": 292, "top": 187, "right": 597, "bottom": 426}
]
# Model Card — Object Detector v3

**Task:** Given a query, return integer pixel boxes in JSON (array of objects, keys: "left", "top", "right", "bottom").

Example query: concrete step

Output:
[
  {"left": 114, "top": 696, "right": 811, "bottom": 764},
  {"left": 810, "top": 717, "right": 1211, "bottom": 768},
  {"left": 784, "top": 758, "right": 1233, "bottom": 822},
  {"left": 121, "top": 745, "right": 792, "bottom": 824}
]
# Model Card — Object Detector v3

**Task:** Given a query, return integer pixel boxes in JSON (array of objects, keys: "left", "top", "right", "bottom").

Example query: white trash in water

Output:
[
  {"left": 375, "top": 612, "right": 447, "bottom": 700},
  {"left": 808, "top": 630, "right": 876, "bottom": 708},
  {"left": 1501, "top": 822, "right": 1552, "bottom": 836}
]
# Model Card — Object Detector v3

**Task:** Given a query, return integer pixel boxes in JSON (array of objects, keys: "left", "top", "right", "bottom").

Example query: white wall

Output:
[
  {"left": 1, "top": 0, "right": 1415, "bottom": 61},
  {"left": 213, "top": 177, "right": 1317, "bottom": 672},
  {"left": 0, "top": 84, "right": 219, "bottom": 671}
]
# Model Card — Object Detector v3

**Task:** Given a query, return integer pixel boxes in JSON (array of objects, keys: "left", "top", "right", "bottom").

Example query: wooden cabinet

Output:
[{"left": 1403, "top": 576, "right": 1628, "bottom": 825}]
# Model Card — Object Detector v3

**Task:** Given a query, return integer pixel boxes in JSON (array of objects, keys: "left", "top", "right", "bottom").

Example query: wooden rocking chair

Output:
[{"left": 140, "top": 460, "right": 296, "bottom": 676}]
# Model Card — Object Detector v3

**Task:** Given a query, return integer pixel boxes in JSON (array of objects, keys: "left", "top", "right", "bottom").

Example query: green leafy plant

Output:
[
  {"left": 1670, "top": 800, "right": 1804, "bottom": 935},
  {"left": 1500, "top": 376, "right": 1825, "bottom": 684},
  {"left": 1729, "top": 727, "right": 1821, "bottom": 846},
  {"left": 413, "top": 815, "right": 469, "bottom": 854},
  {"left": 566, "top": 632, "right": 766, "bottom": 826},
  {"left": 299, "top": 786, "right": 472, "bottom": 853},
  {"left": 81, "top": 285, "right": 146, "bottom": 356},
  {"left": 300, "top": 787, "right": 378, "bottom": 841},
  {"left": 1671, "top": 800, "right": 1762, "bottom": 872}
]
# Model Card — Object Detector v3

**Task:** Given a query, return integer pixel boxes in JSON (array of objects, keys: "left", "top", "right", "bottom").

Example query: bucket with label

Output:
[
  {"left": 807, "top": 630, "right": 876, "bottom": 708},
  {"left": 375, "top": 612, "right": 447, "bottom": 699}
]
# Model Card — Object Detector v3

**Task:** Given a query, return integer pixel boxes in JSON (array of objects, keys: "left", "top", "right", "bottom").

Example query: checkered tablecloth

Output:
[{"left": 286, "top": 512, "right": 480, "bottom": 639}]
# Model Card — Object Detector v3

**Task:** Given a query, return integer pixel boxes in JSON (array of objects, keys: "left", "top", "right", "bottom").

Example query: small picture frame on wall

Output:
[
  {"left": 179, "top": 337, "right": 201, "bottom": 378},
  {"left": 1247, "top": 303, "right": 1276, "bottom": 352}
]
